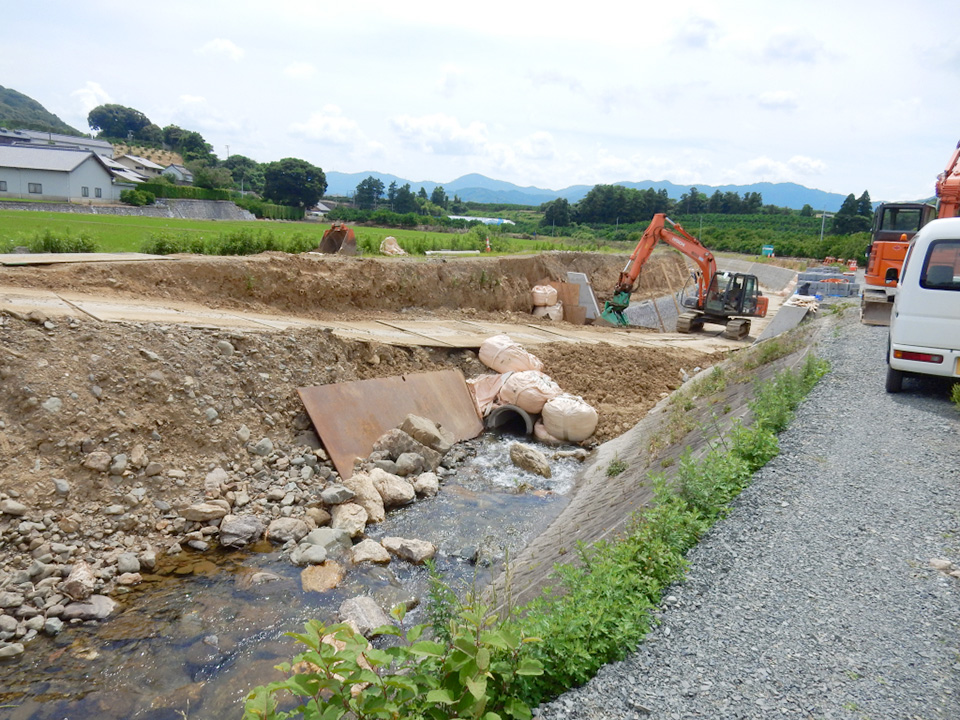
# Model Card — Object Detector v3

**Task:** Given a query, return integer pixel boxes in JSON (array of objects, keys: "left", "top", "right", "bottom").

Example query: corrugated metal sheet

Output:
[{"left": 0, "top": 145, "right": 90, "bottom": 172}]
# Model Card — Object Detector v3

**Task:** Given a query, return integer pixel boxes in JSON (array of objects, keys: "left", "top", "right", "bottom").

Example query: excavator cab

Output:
[{"left": 705, "top": 272, "right": 760, "bottom": 315}]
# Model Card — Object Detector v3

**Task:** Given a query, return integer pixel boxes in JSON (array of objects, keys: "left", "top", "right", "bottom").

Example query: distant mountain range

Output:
[{"left": 325, "top": 171, "right": 864, "bottom": 213}]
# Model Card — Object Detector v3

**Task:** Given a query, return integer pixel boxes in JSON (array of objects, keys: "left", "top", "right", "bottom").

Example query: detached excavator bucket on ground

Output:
[{"left": 316, "top": 221, "right": 357, "bottom": 255}]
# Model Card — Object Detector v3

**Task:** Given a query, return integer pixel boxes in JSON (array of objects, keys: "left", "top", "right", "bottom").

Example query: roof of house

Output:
[
  {"left": 0, "top": 128, "right": 113, "bottom": 152},
  {"left": 118, "top": 154, "right": 165, "bottom": 171},
  {"left": 0, "top": 145, "right": 94, "bottom": 172}
]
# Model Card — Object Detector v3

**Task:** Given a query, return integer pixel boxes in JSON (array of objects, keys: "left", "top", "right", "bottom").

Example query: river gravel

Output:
[{"left": 539, "top": 310, "right": 960, "bottom": 719}]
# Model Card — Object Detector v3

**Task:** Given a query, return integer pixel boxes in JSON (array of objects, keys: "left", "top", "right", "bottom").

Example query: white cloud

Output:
[
  {"left": 70, "top": 81, "right": 111, "bottom": 114},
  {"left": 529, "top": 70, "right": 585, "bottom": 95},
  {"left": 679, "top": 15, "right": 720, "bottom": 49},
  {"left": 290, "top": 105, "right": 366, "bottom": 146},
  {"left": 437, "top": 64, "right": 464, "bottom": 98},
  {"left": 197, "top": 38, "right": 244, "bottom": 62},
  {"left": 757, "top": 90, "right": 799, "bottom": 111},
  {"left": 284, "top": 62, "right": 316, "bottom": 80},
  {"left": 762, "top": 30, "right": 823, "bottom": 64},
  {"left": 732, "top": 155, "right": 828, "bottom": 184},
  {"left": 391, "top": 114, "right": 489, "bottom": 155},
  {"left": 180, "top": 94, "right": 206, "bottom": 104},
  {"left": 515, "top": 132, "right": 559, "bottom": 162}
]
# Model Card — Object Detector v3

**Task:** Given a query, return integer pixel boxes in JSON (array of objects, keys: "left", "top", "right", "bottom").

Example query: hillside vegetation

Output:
[{"left": 0, "top": 85, "right": 81, "bottom": 135}]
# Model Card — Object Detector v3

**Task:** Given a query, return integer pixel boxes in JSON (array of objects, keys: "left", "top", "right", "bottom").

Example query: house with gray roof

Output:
[
  {"left": 0, "top": 145, "right": 136, "bottom": 202},
  {"left": 0, "top": 128, "right": 114, "bottom": 157},
  {"left": 115, "top": 153, "right": 165, "bottom": 179},
  {"left": 163, "top": 163, "right": 193, "bottom": 185}
]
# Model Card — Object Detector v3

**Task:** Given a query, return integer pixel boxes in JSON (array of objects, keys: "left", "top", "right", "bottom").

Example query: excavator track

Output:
[
  {"left": 722, "top": 318, "right": 751, "bottom": 340},
  {"left": 676, "top": 312, "right": 703, "bottom": 334}
]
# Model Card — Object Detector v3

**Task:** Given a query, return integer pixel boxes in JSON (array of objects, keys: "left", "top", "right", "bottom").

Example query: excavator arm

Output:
[
  {"left": 936, "top": 139, "right": 960, "bottom": 219},
  {"left": 600, "top": 214, "right": 717, "bottom": 325}
]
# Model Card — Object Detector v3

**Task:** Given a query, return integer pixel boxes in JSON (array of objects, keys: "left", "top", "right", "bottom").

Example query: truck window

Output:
[
  {"left": 921, "top": 240, "right": 960, "bottom": 290},
  {"left": 882, "top": 208, "right": 924, "bottom": 232}
]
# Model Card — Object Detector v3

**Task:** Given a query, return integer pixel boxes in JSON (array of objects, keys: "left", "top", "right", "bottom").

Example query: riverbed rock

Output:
[
  {"left": 0, "top": 642, "right": 25, "bottom": 658},
  {"left": 117, "top": 553, "right": 140, "bottom": 574},
  {"left": 301, "top": 527, "right": 353, "bottom": 554},
  {"left": 62, "top": 594, "right": 117, "bottom": 621},
  {"left": 290, "top": 543, "right": 328, "bottom": 566},
  {"left": 509, "top": 443, "right": 552, "bottom": 478},
  {"left": 301, "top": 561, "right": 345, "bottom": 592},
  {"left": 381, "top": 537, "right": 437, "bottom": 564},
  {"left": 339, "top": 596, "right": 393, "bottom": 637},
  {"left": 205, "top": 467, "right": 230, "bottom": 498},
  {"left": 331, "top": 503, "right": 368, "bottom": 537},
  {"left": 372, "top": 429, "right": 442, "bottom": 471},
  {"left": 61, "top": 560, "right": 96, "bottom": 601},
  {"left": 343, "top": 472, "right": 385, "bottom": 523},
  {"left": 370, "top": 468, "right": 415, "bottom": 508},
  {"left": 181, "top": 503, "right": 229, "bottom": 522},
  {"left": 0, "top": 592, "right": 23, "bottom": 609},
  {"left": 0, "top": 499, "right": 28, "bottom": 516},
  {"left": 412, "top": 472, "right": 440, "bottom": 497},
  {"left": 352, "top": 539, "right": 391, "bottom": 564},
  {"left": 267, "top": 517, "right": 310, "bottom": 544},
  {"left": 393, "top": 452, "right": 424, "bottom": 477},
  {"left": 220, "top": 515, "right": 266, "bottom": 548},
  {"left": 400, "top": 414, "right": 455, "bottom": 455},
  {"left": 320, "top": 484, "right": 355, "bottom": 505}
]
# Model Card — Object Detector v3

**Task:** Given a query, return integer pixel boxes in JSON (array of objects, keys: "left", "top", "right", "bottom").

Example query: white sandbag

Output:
[
  {"left": 531, "top": 284, "right": 559, "bottom": 307},
  {"left": 380, "top": 236, "right": 407, "bottom": 255},
  {"left": 466, "top": 373, "right": 510, "bottom": 417},
  {"left": 498, "top": 370, "right": 562, "bottom": 414},
  {"left": 542, "top": 393, "right": 599, "bottom": 443},
  {"left": 533, "top": 419, "right": 564, "bottom": 446},
  {"left": 533, "top": 302, "right": 563, "bottom": 321},
  {"left": 478, "top": 334, "right": 544, "bottom": 373}
]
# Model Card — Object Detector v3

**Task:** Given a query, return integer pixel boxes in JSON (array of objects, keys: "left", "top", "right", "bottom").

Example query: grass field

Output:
[{"left": 0, "top": 207, "right": 590, "bottom": 255}]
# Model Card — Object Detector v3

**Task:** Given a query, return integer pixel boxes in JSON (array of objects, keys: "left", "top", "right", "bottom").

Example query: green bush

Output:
[
  {"left": 28, "top": 229, "right": 98, "bottom": 253},
  {"left": 119, "top": 189, "right": 155, "bottom": 206},
  {"left": 244, "top": 602, "right": 542, "bottom": 720}
]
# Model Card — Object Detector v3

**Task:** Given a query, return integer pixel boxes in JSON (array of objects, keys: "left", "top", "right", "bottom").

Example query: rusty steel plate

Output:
[{"left": 298, "top": 369, "right": 483, "bottom": 479}]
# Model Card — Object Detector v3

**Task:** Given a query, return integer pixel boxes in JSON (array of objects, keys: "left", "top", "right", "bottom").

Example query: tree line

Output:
[
  {"left": 87, "top": 103, "right": 326, "bottom": 208},
  {"left": 353, "top": 176, "right": 469, "bottom": 216},
  {"left": 539, "top": 185, "right": 875, "bottom": 236}
]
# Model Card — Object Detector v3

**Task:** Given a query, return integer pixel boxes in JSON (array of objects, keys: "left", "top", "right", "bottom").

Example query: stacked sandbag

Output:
[
  {"left": 541, "top": 393, "right": 599, "bottom": 442},
  {"left": 498, "top": 370, "right": 562, "bottom": 414},
  {"left": 380, "top": 236, "right": 407, "bottom": 256},
  {"left": 531, "top": 285, "right": 559, "bottom": 307},
  {"left": 478, "top": 335, "right": 544, "bottom": 373},
  {"left": 466, "top": 373, "right": 511, "bottom": 417}
]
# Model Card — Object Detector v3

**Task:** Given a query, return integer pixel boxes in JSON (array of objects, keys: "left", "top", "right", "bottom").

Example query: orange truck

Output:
[{"left": 860, "top": 140, "right": 960, "bottom": 325}]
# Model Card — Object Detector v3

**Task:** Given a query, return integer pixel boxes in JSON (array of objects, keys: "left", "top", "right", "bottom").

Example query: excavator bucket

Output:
[
  {"left": 860, "top": 298, "right": 893, "bottom": 326},
  {"left": 316, "top": 222, "right": 357, "bottom": 255}
]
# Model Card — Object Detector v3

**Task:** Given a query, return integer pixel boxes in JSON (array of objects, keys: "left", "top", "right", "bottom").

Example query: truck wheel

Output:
[{"left": 885, "top": 366, "right": 904, "bottom": 393}]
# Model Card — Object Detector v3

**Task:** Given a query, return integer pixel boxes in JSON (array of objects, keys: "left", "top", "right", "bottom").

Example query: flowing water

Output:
[{"left": 0, "top": 434, "right": 582, "bottom": 719}]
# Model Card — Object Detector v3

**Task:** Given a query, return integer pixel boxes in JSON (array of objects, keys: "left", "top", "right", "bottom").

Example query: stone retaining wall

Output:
[{"left": 0, "top": 199, "right": 255, "bottom": 221}]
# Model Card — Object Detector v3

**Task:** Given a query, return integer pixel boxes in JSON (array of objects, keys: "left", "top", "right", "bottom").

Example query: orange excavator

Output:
[
  {"left": 860, "top": 139, "right": 960, "bottom": 325},
  {"left": 598, "top": 213, "right": 768, "bottom": 339}
]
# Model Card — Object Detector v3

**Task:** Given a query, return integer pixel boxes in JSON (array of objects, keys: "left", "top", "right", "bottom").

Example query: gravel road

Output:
[{"left": 539, "top": 310, "right": 960, "bottom": 719}]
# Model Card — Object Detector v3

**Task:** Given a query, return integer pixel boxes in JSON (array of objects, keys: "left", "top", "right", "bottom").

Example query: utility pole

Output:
[{"left": 225, "top": 145, "right": 230, "bottom": 159}]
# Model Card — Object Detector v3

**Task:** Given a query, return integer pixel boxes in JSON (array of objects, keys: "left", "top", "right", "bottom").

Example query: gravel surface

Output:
[{"left": 539, "top": 310, "right": 960, "bottom": 719}]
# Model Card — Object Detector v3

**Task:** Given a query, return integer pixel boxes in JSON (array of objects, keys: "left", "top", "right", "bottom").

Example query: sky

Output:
[{"left": 5, "top": 0, "right": 960, "bottom": 202}]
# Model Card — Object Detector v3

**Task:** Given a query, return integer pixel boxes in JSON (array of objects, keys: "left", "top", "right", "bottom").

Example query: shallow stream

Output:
[{"left": 0, "top": 434, "right": 583, "bottom": 719}]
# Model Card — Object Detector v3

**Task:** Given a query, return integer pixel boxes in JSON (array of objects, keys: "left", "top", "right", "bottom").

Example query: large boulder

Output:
[
  {"left": 181, "top": 503, "right": 229, "bottom": 522},
  {"left": 400, "top": 415, "right": 454, "bottom": 455},
  {"left": 369, "top": 468, "right": 416, "bottom": 508},
  {"left": 381, "top": 537, "right": 437, "bottom": 564},
  {"left": 412, "top": 472, "right": 440, "bottom": 497},
  {"left": 61, "top": 595, "right": 117, "bottom": 621},
  {"left": 267, "top": 518, "right": 310, "bottom": 544},
  {"left": 351, "top": 539, "right": 391, "bottom": 564},
  {"left": 220, "top": 515, "right": 266, "bottom": 548},
  {"left": 372, "top": 429, "right": 441, "bottom": 471},
  {"left": 509, "top": 443, "right": 552, "bottom": 478},
  {"left": 339, "top": 596, "right": 393, "bottom": 637},
  {"left": 343, "top": 472, "right": 385, "bottom": 523},
  {"left": 330, "top": 503, "right": 368, "bottom": 537},
  {"left": 301, "top": 562, "right": 345, "bottom": 592}
]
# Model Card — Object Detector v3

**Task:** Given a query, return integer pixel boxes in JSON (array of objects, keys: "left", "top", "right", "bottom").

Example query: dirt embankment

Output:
[{"left": 0, "top": 250, "right": 688, "bottom": 320}]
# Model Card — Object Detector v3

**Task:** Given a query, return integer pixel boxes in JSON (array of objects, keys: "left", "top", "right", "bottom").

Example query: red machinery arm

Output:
[
  {"left": 936, "top": 139, "right": 960, "bottom": 219},
  {"left": 615, "top": 213, "right": 718, "bottom": 306}
]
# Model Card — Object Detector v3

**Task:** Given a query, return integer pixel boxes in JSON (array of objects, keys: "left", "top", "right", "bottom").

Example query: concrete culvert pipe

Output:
[{"left": 485, "top": 404, "right": 534, "bottom": 435}]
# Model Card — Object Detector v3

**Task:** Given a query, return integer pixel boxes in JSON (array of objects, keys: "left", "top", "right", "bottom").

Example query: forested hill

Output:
[{"left": 0, "top": 85, "right": 81, "bottom": 135}]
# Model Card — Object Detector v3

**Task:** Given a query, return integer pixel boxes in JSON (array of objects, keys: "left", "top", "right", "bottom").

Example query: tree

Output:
[
  {"left": 387, "top": 181, "right": 398, "bottom": 208},
  {"left": 832, "top": 193, "right": 872, "bottom": 235},
  {"left": 707, "top": 190, "right": 724, "bottom": 213},
  {"left": 679, "top": 187, "right": 706, "bottom": 214},
  {"left": 418, "top": 187, "right": 428, "bottom": 200},
  {"left": 178, "top": 131, "right": 215, "bottom": 163},
  {"left": 393, "top": 183, "right": 418, "bottom": 214},
  {"left": 162, "top": 124, "right": 186, "bottom": 149},
  {"left": 263, "top": 158, "right": 327, "bottom": 208},
  {"left": 222, "top": 154, "right": 264, "bottom": 194},
  {"left": 856, "top": 190, "right": 874, "bottom": 221},
  {"left": 187, "top": 160, "right": 233, "bottom": 190},
  {"left": 355, "top": 176, "right": 386, "bottom": 210},
  {"left": 541, "top": 198, "right": 571, "bottom": 228},
  {"left": 800, "top": 204, "right": 814, "bottom": 217},
  {"left": 136, "top": 123, "right": 163, "bottom": 145},
  {"left": 450, "top": 194, "right": 468, "bottom": 214},
  {"left": 430, "top": 186, "right": 449, "bottom": 209},
  {"left": 87, "top": 104, "right": 151, "bottom": 139}
]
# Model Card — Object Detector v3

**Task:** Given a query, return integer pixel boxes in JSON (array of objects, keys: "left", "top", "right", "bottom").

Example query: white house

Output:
[
  {"left": 163, "top": 164, "right": 193, "bottom": 185},
  {"left": 0, "top": 145, "right": 135, "bottom": 202},
  {"left": 115, "top": 154, "right": 165, "bottom": 179}
]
